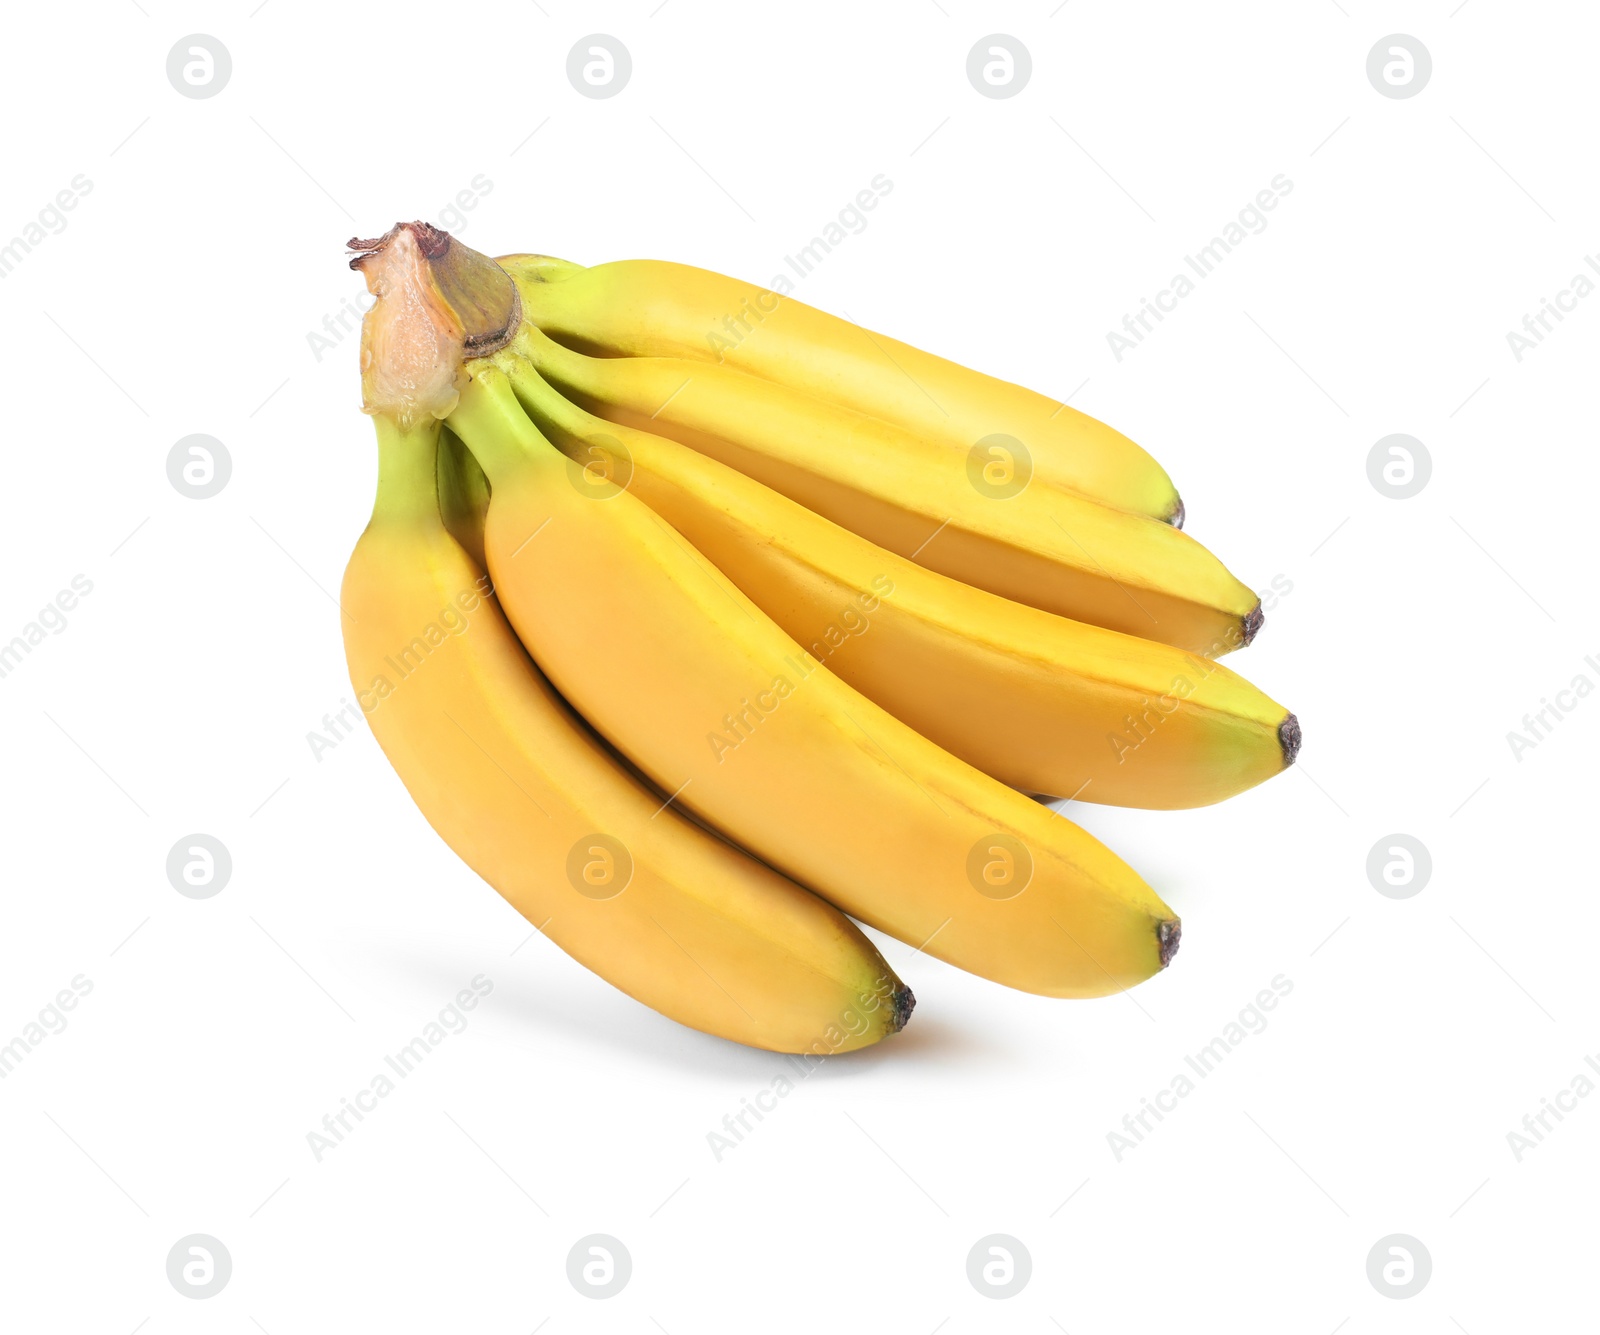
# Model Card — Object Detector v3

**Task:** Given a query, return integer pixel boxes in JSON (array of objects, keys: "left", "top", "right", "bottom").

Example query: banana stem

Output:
[
  {"left": 349, "top": 222, "right": 521, "bottom": 425},
  {"left": 495, "top": 253, "right": 588, "bottom": 286},
  {"left": 370, "top": 414, "right": 443, "bottom": 525},
  {"left": 511, "top": 321, "right": 590, "bottom": 390},
  {"left": 437, "top": 424, "right": 492, "bottom": 568},
  {"left": 502, "top": 346, "right": 597, "bottom": 441},
  {"left": 448, "top": 366, "right": 557, "bottom": 488}
]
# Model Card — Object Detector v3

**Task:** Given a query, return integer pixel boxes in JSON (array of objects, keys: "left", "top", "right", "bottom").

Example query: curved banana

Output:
[
  {"left": 499, "top": 254, "right": 1184, "bottom": 524},
  {"left": 448, "top": 363, "right": 1182, "bottom": 998},
  {"left": 344, "top": 222, "right": 911, "bottom": 1053},
  {"left": 501, "top": 348, "right": 1299, "bottom": 809},
  {"left": 437, "top": 423, "right": 490, "bottom": 570},
  {"left": 506, "top": 316, "right": 1259, "bottom": 656}
]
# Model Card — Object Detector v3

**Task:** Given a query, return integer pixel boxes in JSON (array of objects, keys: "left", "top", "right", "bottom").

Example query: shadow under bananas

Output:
[{"left": 353, "top": 939, "right": 992, "bottom": 1079}]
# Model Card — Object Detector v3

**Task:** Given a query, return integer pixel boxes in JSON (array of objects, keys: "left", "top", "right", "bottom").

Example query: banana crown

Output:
[{"left": 349, "top": 222, "right": 521, "bottom": 425}]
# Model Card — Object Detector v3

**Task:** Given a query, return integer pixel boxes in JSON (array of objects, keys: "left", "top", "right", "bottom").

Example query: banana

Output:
[
  {"left": 447, "top": 359, "right": 1181, "bottom": 998},
  {"left": 500, "top": 254, "right": 1184, "bottom": 524},
  {"left": 343, "top": 221, "right": 911, "bottom": 1054},
  {"left": 505, "top": 314, "right": 1259, "bottom": 656},
  {"left": 437, "top": 423, "right": 490, "bottom": 570},
  {"left": 501, "top": 347, "right": 1300, "bottom": 809}
]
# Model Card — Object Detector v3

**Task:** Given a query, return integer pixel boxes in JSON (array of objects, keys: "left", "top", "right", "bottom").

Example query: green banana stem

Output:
[
  {"left": 502, "top": 342, "right": 601, "bottom": 437},
  {"left": 346, "top": 221, "right": 565, "bottom": 510},
  {"left": 502, "top": 320, "right": 596, "bottom": 396},
  {"left": 369, "top": 414, "right": 443, "bottom": 526},
  {"left": 495, "top": 253, "right": 588, "bottom": 286},
  {"left": 447, "top": 366, "right": 558, "bottom": 487},
  {"left": 437, "top": 424, "right": 491, "bottom": 567}
]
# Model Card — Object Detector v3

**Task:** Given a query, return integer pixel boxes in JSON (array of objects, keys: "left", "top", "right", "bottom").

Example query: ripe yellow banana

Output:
[
  {"left": 500, "top": 346, "right": 1300, "bottom": 809},
  {"left": 500, "top": 254, "right": 1184, "bottom": 524},
  {"left": 344, "top": 222, "right": 910, "bottom": 1053},
  {"left": 505, "top": 315, "right": 1259, "bottom": 656},
  {"left": 448, "top": 361, "right": 1182, "bottom": 998}
]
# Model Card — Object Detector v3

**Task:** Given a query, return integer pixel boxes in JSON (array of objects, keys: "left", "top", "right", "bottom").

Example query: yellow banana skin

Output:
[
  {"left": 501, "top": 348, "right": 1299, "bottom": 809},
  {"left": 342, "top": 412, "right": 911, "bottom": 1054},
  {"left": 500, "top": 254, "right": 1184, "bottom": 524},
  {"left": 448, "top": 365, "right": 1182, "bottom": 998},
  {"left": 507, "top": 316, "right": 1260, "bottom": 657}
]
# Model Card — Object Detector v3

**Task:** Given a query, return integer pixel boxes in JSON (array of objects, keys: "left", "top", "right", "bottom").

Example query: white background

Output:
[{"left": 1, "top": 1, "right": 1595, "bottom": 1330}]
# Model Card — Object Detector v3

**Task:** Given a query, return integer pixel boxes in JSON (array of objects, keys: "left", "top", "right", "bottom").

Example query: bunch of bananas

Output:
[{"left": 341, "top": 222, "right": 1298, "bottom": 1055}]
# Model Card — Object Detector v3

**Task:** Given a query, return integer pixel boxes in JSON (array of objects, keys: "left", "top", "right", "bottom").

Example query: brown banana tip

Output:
[
  {"left": 1279, "top": 713, "right": 1302, "bottom": 766},
  {"left": 1169, "top": 498, "right": 1185, "bottom": 529},
  {"left": 889, "top": 984, "right": 916, "bottom": 1034},
  {"left": 1241, "top": 602, "right": 1265, "bottom": 646},
  {"left": 1158, "top": 919, "right": 1182, "bottom": 969}
]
